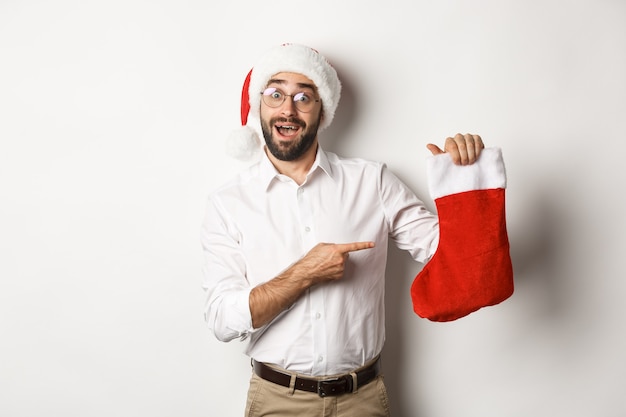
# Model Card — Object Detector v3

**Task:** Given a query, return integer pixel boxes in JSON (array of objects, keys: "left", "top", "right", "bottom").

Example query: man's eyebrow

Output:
[{"left": 266, "top": 78, "right": 317, "bottom": 92}]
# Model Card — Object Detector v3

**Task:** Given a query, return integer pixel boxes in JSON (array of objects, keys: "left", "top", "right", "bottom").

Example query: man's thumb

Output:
[{"left": 426, "top": 143, "right": 444, "bottom": 155}]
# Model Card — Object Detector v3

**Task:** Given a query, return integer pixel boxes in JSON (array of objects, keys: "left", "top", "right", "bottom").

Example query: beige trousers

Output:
[{"left": 244, "top": 371, "right": 391, "bottom": 417}]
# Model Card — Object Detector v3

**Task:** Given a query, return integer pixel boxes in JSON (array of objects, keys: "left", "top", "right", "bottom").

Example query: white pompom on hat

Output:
[{"left": 226, "top": 43, "right": 342, "bottom": 161}]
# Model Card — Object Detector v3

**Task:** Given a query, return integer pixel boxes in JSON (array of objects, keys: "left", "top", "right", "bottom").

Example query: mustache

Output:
[{"left": 271, "top": 117, "right": 306, "bottom": 128}]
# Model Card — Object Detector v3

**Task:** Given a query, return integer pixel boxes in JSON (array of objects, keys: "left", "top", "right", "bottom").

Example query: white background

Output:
[{"left": 1, "top": 1, "right": 625, "bottom": 416}]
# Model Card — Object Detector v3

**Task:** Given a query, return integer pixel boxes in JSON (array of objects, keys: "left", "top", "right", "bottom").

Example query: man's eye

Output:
[
  {"left": 293, "top": 92, "right": 309, "bottom": 103},
  {"left": 262, "top": 88, "right": 281, "bottom": 98}
]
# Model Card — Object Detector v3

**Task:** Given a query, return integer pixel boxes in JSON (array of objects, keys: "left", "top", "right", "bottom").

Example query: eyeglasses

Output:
[{"left": 261, "top": 87, "right": 320, "bottom": 113}]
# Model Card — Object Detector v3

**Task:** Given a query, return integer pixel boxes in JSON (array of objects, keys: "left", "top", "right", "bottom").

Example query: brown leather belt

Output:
[{"left": 252, "top": 357, "right": 381, "bottom": 397}]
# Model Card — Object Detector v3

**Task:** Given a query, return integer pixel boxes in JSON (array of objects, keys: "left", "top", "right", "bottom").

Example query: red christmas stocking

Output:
[{"left": 411, "top": 148, "right": 514, "bottom": 322}]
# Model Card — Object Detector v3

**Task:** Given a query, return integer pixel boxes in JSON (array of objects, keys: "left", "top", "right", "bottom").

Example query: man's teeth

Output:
[{"left": 277, "top": 125, "right": 299, "bottom": 135}]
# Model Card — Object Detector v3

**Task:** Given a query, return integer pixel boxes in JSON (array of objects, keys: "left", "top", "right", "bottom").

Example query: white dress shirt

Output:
[{"left": 201, "top": 146, "right": 439, "bottom": 376}]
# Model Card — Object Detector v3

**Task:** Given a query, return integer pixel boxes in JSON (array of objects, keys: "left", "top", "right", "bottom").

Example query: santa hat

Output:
[{"left": 226, "top": 43, "right": 342, "bottom": 161}]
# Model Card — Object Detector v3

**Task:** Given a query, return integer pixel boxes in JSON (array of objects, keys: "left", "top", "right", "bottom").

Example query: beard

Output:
[{"left": 261, "top": 113, "right": 321, "bottom": 162}]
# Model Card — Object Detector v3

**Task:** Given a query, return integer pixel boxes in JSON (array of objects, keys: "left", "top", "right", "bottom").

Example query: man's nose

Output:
[{"left": 279, "top": 96, "right": 298, "bottom": 115}]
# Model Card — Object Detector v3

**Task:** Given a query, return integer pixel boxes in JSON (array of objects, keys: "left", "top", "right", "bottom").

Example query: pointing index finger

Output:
[{"left": 337, "top": 241, "right": 375, "bottom": 253}]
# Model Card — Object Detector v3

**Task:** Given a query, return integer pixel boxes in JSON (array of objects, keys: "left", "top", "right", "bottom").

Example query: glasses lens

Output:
[
  {"left": 261, "top": 88, "right": 318, "bottom": 112},
  {"left": 292, "top": 92, "right": 313, "bottom": 112},
  {"left": 262, "top": 88, "right": 283, "bottom": 108}
]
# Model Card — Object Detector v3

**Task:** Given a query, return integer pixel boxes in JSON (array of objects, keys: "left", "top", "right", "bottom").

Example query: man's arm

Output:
[{"left": 249, "top": 241, "right": 375, "bottom": 328}]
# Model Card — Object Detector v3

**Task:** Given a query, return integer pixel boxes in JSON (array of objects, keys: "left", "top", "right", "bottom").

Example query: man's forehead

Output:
[{"left": 267, "top": 72, "right": 317, "bottom": 90}]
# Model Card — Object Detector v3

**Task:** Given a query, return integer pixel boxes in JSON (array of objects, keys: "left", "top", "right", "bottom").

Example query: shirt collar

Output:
[{"left": 258, "top": 145, "right": 334, "bottom": 191}]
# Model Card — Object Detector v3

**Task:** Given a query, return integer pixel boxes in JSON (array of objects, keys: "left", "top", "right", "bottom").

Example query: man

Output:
[{"left": 201, "top": 43, "right": 509, "bottom": 416}]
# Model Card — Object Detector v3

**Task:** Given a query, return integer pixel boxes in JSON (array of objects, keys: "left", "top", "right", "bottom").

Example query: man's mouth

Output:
[
  {"left": 273, "top": 118, "right": 305, "bottom": 139},
  {"left": 275, "top": 124, "right": 301, "bottom": 138}
]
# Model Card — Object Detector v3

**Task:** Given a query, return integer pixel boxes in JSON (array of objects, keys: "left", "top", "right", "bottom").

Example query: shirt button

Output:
[
  {"left": 315, "top": 312, "right": 321, "bottom": 319},
  {"left": 317, "top": 355, "right": 324, "bottom": 363},
  {"left": 304, "top": 227, "right": 311, "bottom": 233}
]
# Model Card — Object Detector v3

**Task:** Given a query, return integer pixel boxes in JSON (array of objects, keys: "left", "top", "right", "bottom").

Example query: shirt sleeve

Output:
[
  {"left": 378, "top": 163, "right": 440, "bottom": 263},
  {"left": 201, "top": 195, "right": 255, "bottom": 342}
]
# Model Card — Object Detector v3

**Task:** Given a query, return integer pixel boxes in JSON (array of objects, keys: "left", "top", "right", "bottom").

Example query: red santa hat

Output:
[{"left": 226, "top": 43, "right": 342, "bottom": 161}]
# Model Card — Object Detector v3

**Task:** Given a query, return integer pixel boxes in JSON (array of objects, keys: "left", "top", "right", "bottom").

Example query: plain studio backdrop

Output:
[{"left": 1, "top": 1, "right": 625, "bottom": 416}]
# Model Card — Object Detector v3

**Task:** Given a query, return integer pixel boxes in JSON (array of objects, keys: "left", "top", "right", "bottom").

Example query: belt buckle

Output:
[{"left": 317, "top": 376, "right": 352, "bottom": 397}]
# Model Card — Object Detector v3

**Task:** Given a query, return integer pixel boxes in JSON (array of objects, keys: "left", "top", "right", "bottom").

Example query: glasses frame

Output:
[{"left": 260, "top": 87, "right": 320, "bottom": 113}]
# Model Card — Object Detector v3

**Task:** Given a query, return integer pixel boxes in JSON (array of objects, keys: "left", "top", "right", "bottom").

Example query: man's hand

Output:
[
  {"left": 298, "top": 242, "right": 375, "bottom": 285},
  {"left": 427, "top": 133, "right": 485, "bottom": 165}
]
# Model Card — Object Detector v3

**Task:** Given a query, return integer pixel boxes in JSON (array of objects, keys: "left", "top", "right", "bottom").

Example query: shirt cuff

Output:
[
  {"left": 233, "top": 287, "right": 255, "bottom": 339},
  {"left": 209, "top": 287, "right": 255, "bottom": 342},
  {"left": 426, "top": 147, "right": 507, "bottom": 200}
]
